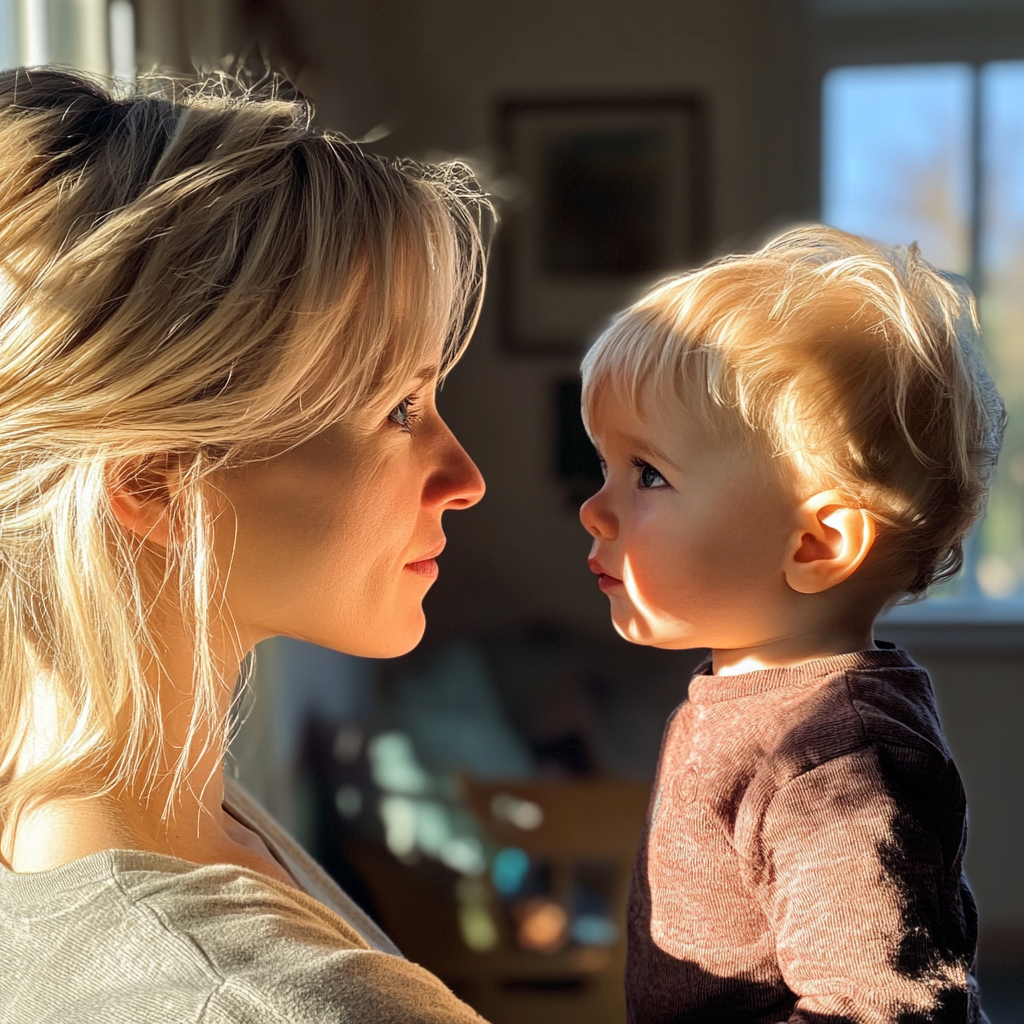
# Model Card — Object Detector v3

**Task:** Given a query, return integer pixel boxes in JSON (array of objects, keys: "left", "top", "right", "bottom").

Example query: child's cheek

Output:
[
  {"left": 613, "top": 546, "right": 703, "bottom": 647},
  {"left": 627, "top": 529, "right": 696, "bottom": 604}
]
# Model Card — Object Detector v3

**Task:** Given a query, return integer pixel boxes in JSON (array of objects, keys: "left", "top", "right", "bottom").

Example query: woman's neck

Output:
[
  {"left": 5, "top": 781, "right": 295, "bottom": 889},
  {"left": 3, "top": 613, "right": 296, "bottom": 888}
]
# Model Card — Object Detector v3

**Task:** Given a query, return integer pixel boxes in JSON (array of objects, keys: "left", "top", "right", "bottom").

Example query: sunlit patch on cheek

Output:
[
  {"left": 613, "top": 554, "right": 698, "bottom": 646},
  {"left": 621, "top": 554, "right": 649, "bottom": 610}
]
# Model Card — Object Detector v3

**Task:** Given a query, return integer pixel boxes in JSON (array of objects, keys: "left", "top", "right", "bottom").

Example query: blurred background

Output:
[{"left": 3, "top": 1, "right": 1023, "bottom": 1020}]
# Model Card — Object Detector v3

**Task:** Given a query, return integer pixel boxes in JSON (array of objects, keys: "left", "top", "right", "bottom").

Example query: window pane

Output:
[
  {"left": 822, "top": 63, "right": 973, "bottom": 275},
  {"left": 0, "top": 0, "right": 113, "bottom": 73},
  {"left": 978, "top": 61, "right": 1024, "bottom": 598},
  {"left": 0, "top": 0, "right": 14, "bottom": 70}
]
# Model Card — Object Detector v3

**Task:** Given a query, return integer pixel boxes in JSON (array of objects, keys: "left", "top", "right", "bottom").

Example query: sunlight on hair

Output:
[
  {"left": 583, "top": 226, "right": 1004, "bottom": 605},
  {"left": 0, "top": 67, "right": 493, "bottom": 838}
]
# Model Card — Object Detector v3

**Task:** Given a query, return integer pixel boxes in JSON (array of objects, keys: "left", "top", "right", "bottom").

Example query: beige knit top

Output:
[
  {"left": 0, "top": 777, "right": 485, "bottom": 1023},
  {"left": 626, "top": 644, "right": 985, "bottom": 1024}
]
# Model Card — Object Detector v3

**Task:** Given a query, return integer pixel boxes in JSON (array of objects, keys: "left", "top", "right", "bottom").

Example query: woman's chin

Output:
[
  {"left": 345, "top": 609, "right": 427, "bottom": 659},
  {"left": 266, "top": 604, "right": 427, "bottom": 659},
  {"left": 379, "top": 622, "right": 427, "bottom": 659}
]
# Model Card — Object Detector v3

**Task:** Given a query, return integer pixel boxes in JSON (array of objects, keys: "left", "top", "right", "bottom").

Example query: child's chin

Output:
[
  {"left": 611, "top": 614, "right": 659, "bottom": 647},
  {"left": 611, "top": 612, "right": 697, "bottom": 650}
]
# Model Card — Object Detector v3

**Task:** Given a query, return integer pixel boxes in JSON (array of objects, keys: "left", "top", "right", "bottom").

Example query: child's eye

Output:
[
  {"left": 635, "top": 460, "right": 667, "bottom": 489},
  {"left": 388, "top": 396, "right": 417, "bottom": 431}
]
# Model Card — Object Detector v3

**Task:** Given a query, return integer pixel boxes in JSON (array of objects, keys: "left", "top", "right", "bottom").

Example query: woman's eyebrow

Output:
[{"left": 414, "top": 364, "right": 441, "bottom": 384}]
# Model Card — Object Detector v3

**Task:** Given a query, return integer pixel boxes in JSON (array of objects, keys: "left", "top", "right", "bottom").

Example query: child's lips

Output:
[{"left": 588, "top": 557, "right": 623, "bottom": 592}]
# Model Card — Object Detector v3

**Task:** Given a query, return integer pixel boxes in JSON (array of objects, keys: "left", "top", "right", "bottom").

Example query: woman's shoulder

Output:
[
  {"left": 200, "top": 943, "right": 487, "bottom": 1023},
  {"left": 221, "top": 775, "right": 398, "bottom": 953},
  {"left": 0, "top": 847, "right": 484, "bottom": 1024},
  {"left": 117, "top": 854, "right": 484, "bottom": 1023},
  {"left": 111, "top": 846, "right": 377, "bottom": 953}
]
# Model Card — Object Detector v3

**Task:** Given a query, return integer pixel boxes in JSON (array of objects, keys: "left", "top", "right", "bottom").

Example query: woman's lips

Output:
[
  {"left": 405, "top": 558, "right": 439, "bottom": 578},
  {"left": 406, "top": 542, "right": 444, "bottom": 578}
]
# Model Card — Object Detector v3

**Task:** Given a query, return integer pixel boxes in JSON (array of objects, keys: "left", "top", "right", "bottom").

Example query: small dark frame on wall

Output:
[
  {"left": 555, "top": 377, "right": 604, "bottom": 508},
  {"left": 498, "top": 95, "right": 710, "bottom": 354}
]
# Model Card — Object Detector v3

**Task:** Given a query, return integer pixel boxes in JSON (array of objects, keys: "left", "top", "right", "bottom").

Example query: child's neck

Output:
[{"left": 712, "top": 619, "right": 877, "bottom": 676}]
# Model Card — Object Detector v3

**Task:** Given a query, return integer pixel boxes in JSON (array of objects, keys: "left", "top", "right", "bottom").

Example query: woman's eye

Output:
[{"left": 638, "top": 463, "right": 666, "bottom": 488}]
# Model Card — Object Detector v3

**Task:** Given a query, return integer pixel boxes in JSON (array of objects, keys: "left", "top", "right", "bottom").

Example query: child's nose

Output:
[{"left": 580, "top": 487, "right": 618, "bottom": 540}]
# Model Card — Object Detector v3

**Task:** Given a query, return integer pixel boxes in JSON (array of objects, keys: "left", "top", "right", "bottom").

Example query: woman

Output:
[{"left": 0, "top": 68, "right": 490, "bottom": 1022}]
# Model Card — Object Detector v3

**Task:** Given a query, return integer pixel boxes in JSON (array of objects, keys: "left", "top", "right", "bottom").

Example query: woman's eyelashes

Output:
[
  {"left": 632, "top": 456, "right": 667, "bottom": 489},
  {"left": 387, "top": 395, "right": 420, "bottom": 432}
]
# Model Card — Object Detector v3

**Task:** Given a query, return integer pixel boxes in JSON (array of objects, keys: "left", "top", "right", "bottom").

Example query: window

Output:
[
  {"left": 823, "top": 61, "right": 1024, "bottom": 604},
  {"left": 0, "top": 0, "right": 135, "bottom": 80}
]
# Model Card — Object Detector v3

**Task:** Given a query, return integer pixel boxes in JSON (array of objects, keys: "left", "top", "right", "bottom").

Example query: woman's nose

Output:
[
  {"left": 429, "top": 424, "right": 486, "bottom": 511},
  {"left": 580, "top": 486, "right": 617, "bottom": 540}
]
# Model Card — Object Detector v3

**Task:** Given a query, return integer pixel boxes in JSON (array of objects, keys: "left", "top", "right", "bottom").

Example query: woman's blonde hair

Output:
[
  {"left": 582, "top": 225, "right": 1005, "bottom": 601},
  {"left": 0, "top": 68, "right": 491, "bottom": 830}
]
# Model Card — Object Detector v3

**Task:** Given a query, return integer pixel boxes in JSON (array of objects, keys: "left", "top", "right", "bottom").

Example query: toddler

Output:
[{"left": 579, "top": 226, "right": 1003, "bottom": 1024}]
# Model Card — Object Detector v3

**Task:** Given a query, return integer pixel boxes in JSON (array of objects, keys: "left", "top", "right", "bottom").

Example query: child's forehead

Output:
[
  {"left": 589, "top": 383, "right": 720, "bottom": 464},
  {"left": 590, "top": 377, "right": 704, "bottom": 436}
]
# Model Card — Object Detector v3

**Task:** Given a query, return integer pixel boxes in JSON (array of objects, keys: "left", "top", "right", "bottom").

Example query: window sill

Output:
[{"left": 877, "top": 599, "right": 1024, "bottom": 652}]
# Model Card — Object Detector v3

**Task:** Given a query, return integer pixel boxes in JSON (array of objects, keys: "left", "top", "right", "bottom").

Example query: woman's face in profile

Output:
[{"left": 209, "top": 366, "right": 485, "bottom": 658}]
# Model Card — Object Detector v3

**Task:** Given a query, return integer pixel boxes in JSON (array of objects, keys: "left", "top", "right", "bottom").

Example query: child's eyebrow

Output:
[{"left": 623, "top": 435, "right": 680, "bottom": 471}]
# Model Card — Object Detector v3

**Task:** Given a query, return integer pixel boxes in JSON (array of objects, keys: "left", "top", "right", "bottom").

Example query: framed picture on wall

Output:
[{"left": 497, "top": 96, "right": 709, "bottom": 354}]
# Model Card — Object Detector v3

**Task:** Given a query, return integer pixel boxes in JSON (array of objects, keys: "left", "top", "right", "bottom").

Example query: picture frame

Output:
[{"left": 497, "top": 96, "right": 709, "bottom": 354}]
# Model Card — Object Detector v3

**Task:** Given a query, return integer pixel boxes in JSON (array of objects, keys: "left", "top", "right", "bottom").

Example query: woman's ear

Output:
[
  {"left": 107, "top": 457, "right": 182, "bottom": 549},
  {"left": 784, "top": 490, "right": 876, "bottom": 595}
]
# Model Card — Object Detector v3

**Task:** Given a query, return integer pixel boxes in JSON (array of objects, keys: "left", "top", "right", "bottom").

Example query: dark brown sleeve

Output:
[{"left": 758, "top": 747, "right": 980, "bottom": 1024}]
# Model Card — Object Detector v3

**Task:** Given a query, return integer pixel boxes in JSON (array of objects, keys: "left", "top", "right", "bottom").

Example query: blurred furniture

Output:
[{"left": 344, "top": 778, "right": 649, "bottom": 1024}]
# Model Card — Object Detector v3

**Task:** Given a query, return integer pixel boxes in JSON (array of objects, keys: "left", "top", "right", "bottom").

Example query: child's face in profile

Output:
[{"left": 580, "top": 386, "right": 798, "bottom": 651}]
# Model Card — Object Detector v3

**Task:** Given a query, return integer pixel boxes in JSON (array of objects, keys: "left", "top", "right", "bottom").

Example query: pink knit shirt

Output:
[{"left": 626, "top": 645, "right": 984, "bottom": 1024}]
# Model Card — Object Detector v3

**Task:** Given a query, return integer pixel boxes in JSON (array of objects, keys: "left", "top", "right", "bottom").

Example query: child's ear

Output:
[
  {"left": 783, "top": 490, "right": 876, "bottom": 595},
  {"left": 106, "top": 456, "right": 183, "bottom": 549}
]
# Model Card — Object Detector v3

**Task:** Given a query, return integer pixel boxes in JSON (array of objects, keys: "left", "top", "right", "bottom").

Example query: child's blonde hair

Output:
[
  {"left": 0, "top": 68, "right": 491, "bottom": 832},
  {"left": 582, "top": 225, "right": 1005, "bottom": 602}
]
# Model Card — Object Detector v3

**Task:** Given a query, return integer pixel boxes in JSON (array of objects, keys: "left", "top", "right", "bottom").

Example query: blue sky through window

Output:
[
  {"left": 822, "top": 63, "right": 973, "bottom": 275},
  {"left": 823, "top": 61, "right": 1024, "bottom": 601}
]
